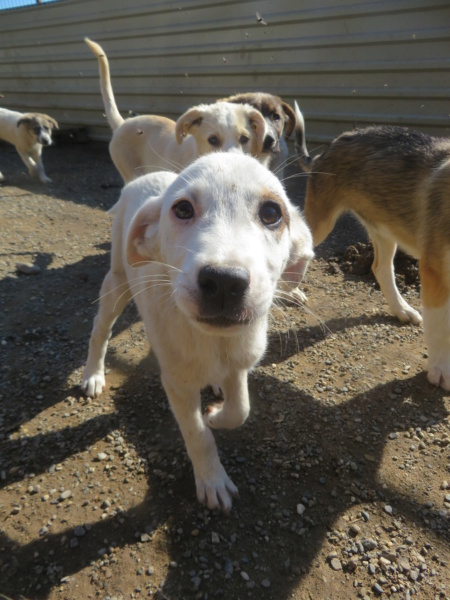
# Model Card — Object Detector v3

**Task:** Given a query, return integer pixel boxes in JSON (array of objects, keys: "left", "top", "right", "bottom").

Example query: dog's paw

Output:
[
  {"left": 195, "top": 464, "right": 239, "bottom": 513},
  {"left": 396, "top": 305, "right": 422, "bottom": 325},
  {"left": 81, "top": 371, "right": 105, "bottom": 397},
  {"left": 40, "top": 175, "right": 52, "bottom": 184},
  {"left": 427, "top": 366, "right": 450, "bottom": 391}
]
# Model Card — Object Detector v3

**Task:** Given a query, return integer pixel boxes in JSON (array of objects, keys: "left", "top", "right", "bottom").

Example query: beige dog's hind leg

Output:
[
  {"left": 369, "top": 230, "right": 422, "bottom": 325},
  {"left": 420, "top": 255, "right": 450, "bottom": 390},
  {"left": 82, "top": 269, "right": 131, "bottom": 397},
  {"left": 204, "top": 369, "right": 250, "bottom": 430},
  {"left": 162, "top": 373, "right": 239, "bottom": 512}
]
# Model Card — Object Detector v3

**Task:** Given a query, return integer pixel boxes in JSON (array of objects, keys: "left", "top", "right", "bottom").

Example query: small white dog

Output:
[
  {"left": 81, "top": 152, "right": 313, "bottom": 512},
  {"left": 85, "top": 38, "right": 267, "bottom": 183},
  {"left": 0, "top": 107, "right": 58, "bottom": 183}
]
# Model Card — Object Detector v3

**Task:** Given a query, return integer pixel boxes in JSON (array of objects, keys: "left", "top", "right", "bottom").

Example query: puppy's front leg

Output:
[
  {"left": 204, "top": 369, "right": 250, "bottom": 430},
  {"left": 82, "top": 269, "right": 131, "bottom": 397},
  {"left": 30, "top": 148, "right": 52, "bottom": 183},
  {"left": 162, "top": 374, "right": 238, "bottom": 513},
  {"left": 370, "top": 231, "right": 422, "bottom": 325}
]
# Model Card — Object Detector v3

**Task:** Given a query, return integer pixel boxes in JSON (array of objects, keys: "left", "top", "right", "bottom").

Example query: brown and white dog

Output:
[
  {"left": 0, "top": 107, "right": 58, "bottom": 183},
  {"left": 219, "top": 92, "right": 296, "bottom": 177},
  {"left": 295, "top": 101, "right": 450, "bottom": 390},
  {"left": 85, "top": 38, "right": 267, "bottom": 183}
]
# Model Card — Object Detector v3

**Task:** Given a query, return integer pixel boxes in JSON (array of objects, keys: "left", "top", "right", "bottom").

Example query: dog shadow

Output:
[
  {"left": 0, "top": 140, "right": 122, "bottom": 209},
  {"left": 0, "top": 260, "right": 448, "bottom": 599}
]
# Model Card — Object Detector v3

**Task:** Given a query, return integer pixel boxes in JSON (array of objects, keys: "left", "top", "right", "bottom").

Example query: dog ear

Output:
[
  {"left": 247, "top": 109, "right": 266, "bottom": 152},
  {"left": 281, "top": 102, "right": 296, "bottom": 138},
  {"left": 17, "top": 116, "right": 33, "bottom": 128},
  {"left": 126, "top": 196, "right": 163, "bottom": 267},
  {"left": 281, "top": 207, "right": 314, "bottom": 287},
  {"left": 175, "top": 108, "right": 204, "bottom": 144}
]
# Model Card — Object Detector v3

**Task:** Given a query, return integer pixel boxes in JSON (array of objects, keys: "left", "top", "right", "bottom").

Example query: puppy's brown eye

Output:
[
  {"left": 272, "top": 112, "right": 280, "bottom": 122},
  {"left": 259, "top": 201, "right": 282, "bottom": 227},
  {"left": 208, "top": 135, "right": 221, "bottom": 147},
  {"left": 239, "top": 134, "right": 250, "bottom": 144},
  {"left": 173, "top": 200, "right": 194, "bottom": 220}
]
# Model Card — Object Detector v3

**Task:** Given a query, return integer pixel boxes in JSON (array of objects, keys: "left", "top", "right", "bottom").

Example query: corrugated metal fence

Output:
[{"left": 0, "top": 0, "right": 449, "bottom": 142}]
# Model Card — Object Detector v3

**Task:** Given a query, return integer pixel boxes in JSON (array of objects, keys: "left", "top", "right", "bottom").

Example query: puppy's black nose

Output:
[
  {"left": 41, "top": 139, "right": 49, "bottom": 146},
  {"left": 198, "top": 266, "right": 250, "bottom": 311},
  {"left": 262, "top": 134, "right": 275, "bottom": 152}
]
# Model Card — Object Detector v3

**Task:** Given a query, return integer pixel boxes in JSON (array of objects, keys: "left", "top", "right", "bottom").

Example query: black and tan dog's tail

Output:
[{"left": 294, "top": 101, "right": 313, "bottom": 172}]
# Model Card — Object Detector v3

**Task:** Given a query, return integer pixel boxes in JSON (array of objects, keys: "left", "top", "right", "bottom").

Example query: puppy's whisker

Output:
[{"left": 130, "top": 259, "right": 181, "bottom": 272}]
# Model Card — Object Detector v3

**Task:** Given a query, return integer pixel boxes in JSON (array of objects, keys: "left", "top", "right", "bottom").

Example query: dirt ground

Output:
[{"left": 0, "top": 138, "right": 449, "bottom": 600}]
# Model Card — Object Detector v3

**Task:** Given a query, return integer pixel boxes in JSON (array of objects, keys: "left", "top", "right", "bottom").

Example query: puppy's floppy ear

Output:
[
  {"left": 247, "top": 108, "right": 266, "bottom": 151},
  {"left": 126, "top": 196, "right": 163, "bottom": 267},
  {"left": 281, "top": 102, "right": 296, "bottom": 138},
  {"left": 17, "top": 116, "right": 33, "bottom": 128},
  {"left": 175, "top": 107, "right": 204, "bottom": 144},
  {"left": 281, "top": 207, "right": 314, "bottom": 287}
]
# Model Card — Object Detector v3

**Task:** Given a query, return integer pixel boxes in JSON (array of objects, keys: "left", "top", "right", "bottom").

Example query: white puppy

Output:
[
  {"left": 0, "top": 107, "right": 58, "bottom": 183},
  {"left": 85, "top": 38, "right": 267, "bottom": 183},
  {"left": 81, "top": 152, "right": 313, "bottom": 512}
]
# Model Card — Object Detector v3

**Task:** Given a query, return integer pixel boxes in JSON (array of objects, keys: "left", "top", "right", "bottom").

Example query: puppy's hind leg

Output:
[
  {"left": 420, "top": 255, "right": 450, "bottom": 390},
  {"left": 204, "top": 369, "right": 250, "bottom": 430},
  {"left": 369, "top": 230, "right": 422, "bottom": 325},
  {"left": 162, "top": 373, "right": 239, "bottom": 513},
  {"left": 81, "top": 269, "right": 131, "bottom": 397}
]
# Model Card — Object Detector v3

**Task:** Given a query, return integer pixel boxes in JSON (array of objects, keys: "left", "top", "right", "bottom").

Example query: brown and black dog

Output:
[
  {"left": 295, "top": 101, "right": 450, "bottom": 390},
  {"left": 219, "top": 92, "right": 296, "bottom": 177}
]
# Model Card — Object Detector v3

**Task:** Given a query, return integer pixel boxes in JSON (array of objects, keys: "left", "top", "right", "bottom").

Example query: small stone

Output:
[
  {"left": 69, "top": 537, "right": 79, "bottom": 549},
  {"left": 140, "top": 533, "right": 151, "bottom": 543},
  {"left": 330, "top": 558, "right": 342, "bottom": 571},
  {"left": 349, "top": 523, "right": 361, "bottom": 536},
  {"left": 361, "top": 511, "right": 370, "bottom": 522},
  {"left": 296, "top": 503, "right": 306, "bottom": 515},
  {"left": 192, "top": 576, "right": 201, "bottom": 588},
  {"left": 59, "top": 490, "right": 72, "bottom": 501},
  {"left": 97, "top": 452, "right": 108, "bottom": 461},
  {"left": 191, "top": 529, "right": 200, "bottom": 537},
  {"left": 240, "top": 571, "right": 250, "bottom": 581},
  {"left": 347, "top": 558, "right": 358, "bottom": 573},
  {"left": 384, "top": 505, "right": 393, "bottom": 514},
  {"left": 363, "top": 538, "right": 377, "bottom": 551},
  {"left": 74, "top": 526, "right": 86, "bottom": 537},
  {"left": 16, "top": 262, "right": 41, "bottom": 275},
  {"left": 39, "top": 526, "right": 48, "bottom": 536},
  {"left": 372, "top": 582, "right": 384, "bottom": 595},
  {"left": 261, "top": 579, "right": 271, "bottom": 588},
  {"left": 211, "top": 532, "right": 220, "bottom": 544}
]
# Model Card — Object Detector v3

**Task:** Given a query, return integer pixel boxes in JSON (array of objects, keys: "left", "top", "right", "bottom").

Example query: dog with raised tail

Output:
[
  {"left": 294, "top": 101, "right": 450, "bottom": 390},
  {"left": 81, "top": 151, "right": 313, "bottom": 511},
  {"left": 0, "top": 107, "right": 58, "bottom": 183},
  {"left": 85, "top": 38, "right": 268, "bottom": 183}
]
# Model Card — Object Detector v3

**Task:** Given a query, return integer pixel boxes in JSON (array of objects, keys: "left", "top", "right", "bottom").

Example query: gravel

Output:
[{"left": 0, "top": 141, "right": 448, "bottom": 599}]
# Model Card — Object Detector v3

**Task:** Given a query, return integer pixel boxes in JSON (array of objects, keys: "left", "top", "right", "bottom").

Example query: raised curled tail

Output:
[
  {"left": 294, "top": 101, "right": 313, "bottom": 172},
  {"left": 85, "top": 37, "right": 124, "bottom": 131}
]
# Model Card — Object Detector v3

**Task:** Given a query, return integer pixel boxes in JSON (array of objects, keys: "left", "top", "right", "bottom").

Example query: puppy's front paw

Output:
[
  {"left": 427, "top": 365, "right": 450, "bottom": 391},
  {"left": 81, "top": 370, "right": 105, "bottom": 397},
  {"left": 195, "top": 463, "right": 238, "bottom": 513}
]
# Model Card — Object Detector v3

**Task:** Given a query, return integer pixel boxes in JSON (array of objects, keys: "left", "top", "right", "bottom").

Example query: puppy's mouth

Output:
[{"left": 197, "top": 314, "right": 251, "bottom": 328}]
